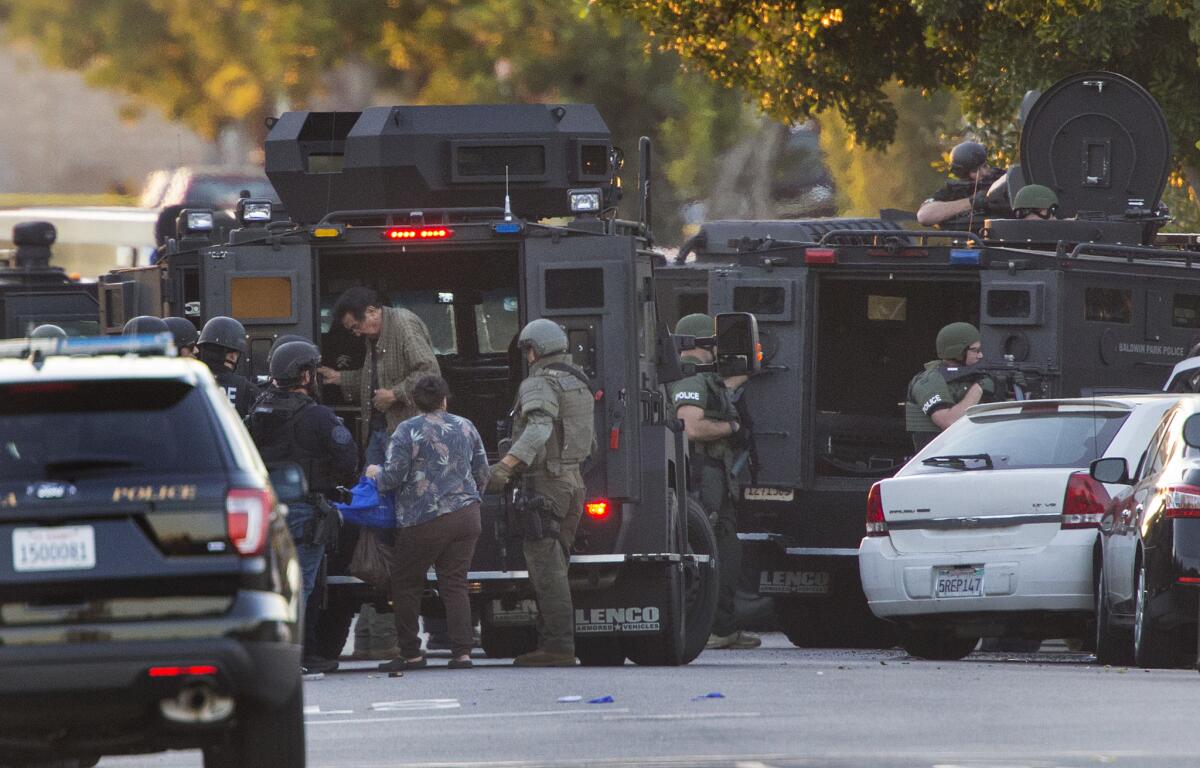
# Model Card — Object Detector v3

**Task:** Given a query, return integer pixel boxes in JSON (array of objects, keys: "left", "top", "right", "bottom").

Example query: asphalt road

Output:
[{"left": 103, "top": 634, "right": 1199, "bottom": 767}]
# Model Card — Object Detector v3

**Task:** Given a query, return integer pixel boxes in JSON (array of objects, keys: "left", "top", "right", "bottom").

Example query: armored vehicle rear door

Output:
[
  {"left": 201, "top": 240, "right": 316, "bottom": 379},
  {"left": 708, "top": 268, "right": 806, "bottom": 491}
]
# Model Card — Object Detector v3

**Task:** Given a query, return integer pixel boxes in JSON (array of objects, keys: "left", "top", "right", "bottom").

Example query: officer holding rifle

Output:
[{"left": 905, "top": 322, "right": 1002, "bottom": 450}]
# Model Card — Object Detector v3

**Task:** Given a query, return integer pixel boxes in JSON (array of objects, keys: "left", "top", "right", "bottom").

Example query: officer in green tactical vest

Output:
[
  {"left": 670, "top": 313, "right": 761, "bottom": 651},
  {"left": 906, "top": 322, "right": 998, "bottom": 450},
  {"left": 487, "top": 319, "right": 596, "bottom": 667}
]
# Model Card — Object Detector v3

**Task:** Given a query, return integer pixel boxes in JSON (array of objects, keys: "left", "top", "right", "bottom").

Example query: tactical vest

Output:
[
  {"left": 520, "top": 359, "right": 596, "bottom": 476},
  {"left": 695, "top": 372, "right": 739, "bottom": 464},
  {"left": 249, "top": 392, "right": 337, "bottom": 492}
]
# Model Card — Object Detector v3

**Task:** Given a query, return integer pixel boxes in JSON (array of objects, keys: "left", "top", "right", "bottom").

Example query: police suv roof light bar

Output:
[{"left": 0, "top": 333, "right": 178, "bottom": 361}]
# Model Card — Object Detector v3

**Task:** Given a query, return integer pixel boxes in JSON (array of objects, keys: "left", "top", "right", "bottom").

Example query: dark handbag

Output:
[{"left": 349, "top": 529, "right": 394, "bottom": 592}]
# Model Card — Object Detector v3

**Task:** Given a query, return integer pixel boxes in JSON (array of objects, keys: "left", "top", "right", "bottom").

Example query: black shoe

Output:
[
  {"left": 378, "top": 656, "right": 427, "bottom": 672},
  {"left": 447, "top": 658, "right": 474, "bottom": 669},
  {"left": 302, "top": 655, "right": 339, "bottom": 674}
]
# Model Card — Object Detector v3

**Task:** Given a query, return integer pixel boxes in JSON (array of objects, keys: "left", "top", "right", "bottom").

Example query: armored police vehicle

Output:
[
  {"left": 100, "top": 104, "right": 724, "bottom": 665},
  {"left": 0, "top": 221, "right": 100, "bottom": 338},
  {"left": 657, "top": 71, "right": 1200, "bottom": 647}
]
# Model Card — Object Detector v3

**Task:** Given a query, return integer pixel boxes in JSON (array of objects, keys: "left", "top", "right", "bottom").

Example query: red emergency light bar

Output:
[
  {"left": 381, "top": 226, "right": 454, "bottom": 241},
  {"left": 804, "top": 247, "right": 837, "bottom": 265}
]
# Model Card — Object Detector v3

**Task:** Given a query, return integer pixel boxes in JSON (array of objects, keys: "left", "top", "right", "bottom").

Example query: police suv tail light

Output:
[
  {"left": 865, "top": 482, "right": 887, "bottom": 536},
  {"left": 226, "top": 488, "right": 273, "bottom": 555},
  {"left": 585, "top": 499, "right": 611, "bottom": 520},
  {"left": 1162, "top": 485, "right": 1200, "bottom": 519},
  {"left": 568, "top": 188, "right": 602, "bottom": 214},
  {"left": 1061, "top": 471, "right": 1110, "bottom": 529}
]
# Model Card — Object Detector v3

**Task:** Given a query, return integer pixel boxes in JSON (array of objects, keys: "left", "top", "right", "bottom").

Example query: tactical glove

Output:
[{"left": 486, "top": 462, "right": 515, "bottom": 493}]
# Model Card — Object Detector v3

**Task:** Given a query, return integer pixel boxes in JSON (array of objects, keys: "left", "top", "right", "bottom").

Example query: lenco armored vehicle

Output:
[
  {"left": 656, "top": 71, "right": 1200, "bottom": 647},
  {"left": 94, "top": 104, "right": 733, "bottom": 665}
]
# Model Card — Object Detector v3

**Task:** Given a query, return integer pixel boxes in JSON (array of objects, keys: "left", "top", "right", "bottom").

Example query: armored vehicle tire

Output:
[
  {"left": 775, "top": 600, "right": 838, "bottom": 648},
  {"left": 775, "top": 599, "right": 896, "bottom": 649},
  {"left": 1095, "top": 567, "right": 1133, "bottom": 666},
  {"left": 900, "top": 629, "right": 978, "bottom": 661},
  {"left": 202, "top": 680, "right": 305, "bottom": 768},
  {"left": 312, "top": 591, "right": 358, "bottom": 660},
  {"left": 978, "top": 637, "right": 1043, "bottom": 653},
  {"left": 480, "top": 623, "right": 538, "bottom": 659},
  {"left": 576, "top": 638, "right": 626, "bottom": 666},
  {"left": 624, "top": 493, "right": 717, "bottom": 666}
]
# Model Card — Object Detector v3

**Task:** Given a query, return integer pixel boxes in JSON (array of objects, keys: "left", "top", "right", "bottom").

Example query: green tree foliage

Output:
[
  {"left": 0, "top": 0, "right": 747, "bottom": 236},
  {"left": 607, "top": 0, "right": 1200, "bottom": 214}
]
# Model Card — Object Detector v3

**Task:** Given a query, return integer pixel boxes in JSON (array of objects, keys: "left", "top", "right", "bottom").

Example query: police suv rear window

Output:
[
  {"left": 0, "top": 379, "right": 225, "bottom": 480},
  {"left": 910, "top": 409, "right": 1129, "bottom": 472}
]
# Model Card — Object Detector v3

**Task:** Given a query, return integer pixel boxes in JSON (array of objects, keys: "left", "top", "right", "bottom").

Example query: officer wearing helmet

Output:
[
  {"left": 29, "top": 324, "right": 67, "bottom": 340},
  {"left": 486, "top": 318, "right": 596, "bottom": 667},
  {"left": 668, "top": 313, "right": 760, "bottom": 651},
  {"left": 905, "top": 322, "right": 999, "bottom": 450},
  {"left": 1011, "top": 184, "right": 1059, "bottom": 220},
  {"left": 916, "top": 141, "right": 1010, "bottom": 229},
  {"left": 246, "top": 340, "right": 358, "bottom": 674},
  {"left": 122, "top": 315, "right": 171, "bottom": 337},
  {"left": 163, "top": 317, "right": 199, "bottom": 358},
  {"left": 197, "top": 315, "right": 260, "bottom": 417}
]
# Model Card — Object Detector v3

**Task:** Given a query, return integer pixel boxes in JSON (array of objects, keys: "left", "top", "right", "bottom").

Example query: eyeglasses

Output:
[{"left": 965, "top": 345, "right": 983, "bottom": 354}]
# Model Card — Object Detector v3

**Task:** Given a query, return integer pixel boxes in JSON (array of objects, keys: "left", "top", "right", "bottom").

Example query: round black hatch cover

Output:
[{"left": 1019, "top": 71, "right": 1171, "bottom": 219}]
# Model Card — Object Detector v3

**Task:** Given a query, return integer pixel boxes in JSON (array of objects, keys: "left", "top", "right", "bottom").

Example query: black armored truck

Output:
[
  {"left": 657, "top": 70, "right": 1200, "bottom": 647},
  {"left": 101, "top": 104, "right": 730, "bottom": 665}
]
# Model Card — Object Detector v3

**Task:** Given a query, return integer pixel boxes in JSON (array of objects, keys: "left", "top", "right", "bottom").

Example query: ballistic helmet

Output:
[
  {"left": 163, "top": 317, "right": 199, "bottom": 348},
  {"left": 936, "top": 322, "right": 981, "bottom": 361},
  {"left": 268, "top": 334, "right": 312, "bottom": 365},
  {"left": 1012, "top": 184, "right": 1058, "bottom": 214},
  {"left": 517, "top": 319, "right": 568, "bottom": 357},
  {"left": 269, "top": 341, "right": 321, "bottom": 386},
  {"left": 950, "top": 141, "right": 988, "bottom": 179},
  {"left": 29, "top": 324, "right": 66, "bottom": 339},
  {"left": 198, "top": 316, "right": 247, "bottom": 353},
  {"left": 123, "top": 315, "right": 170, "bottom": 336},
  {"left": 675, "top": 313, "right": 714, "bottom": 338}
]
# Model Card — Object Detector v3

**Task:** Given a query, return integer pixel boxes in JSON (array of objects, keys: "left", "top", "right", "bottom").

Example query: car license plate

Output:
[
  {"left": 12, "top": 526, "right": 96, "bottom": 572},
  {"left": 743, "top": 487, "right": 794, "bottom": 502},
  {"left": 934, "top": 566, "right": 984, "bottom": 599}
]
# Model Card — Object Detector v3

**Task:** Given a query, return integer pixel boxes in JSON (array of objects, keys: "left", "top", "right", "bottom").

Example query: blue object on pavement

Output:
[
  {"left": 587, "top": 695, "right": 614, "bottom": 704},
  {"left": 692, "top": 692, "right": 726, "bottom": 700},
  {"left": 334, "top": 477, "right": 396, "bottom": 529}
]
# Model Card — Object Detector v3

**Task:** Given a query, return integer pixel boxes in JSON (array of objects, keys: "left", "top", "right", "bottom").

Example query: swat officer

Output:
[
  {"left": 1011, "top": 184, "right": 1059, "bottom": 220},
  {"left": 486, "top": 319, "right": 596, "bottom": 667},
  {"left": 122, "top": 315, "right": 171, "bottom": 337},
  {"left": 669, "top": 313, "right": 760, "bottom": 651},
  {"left": 247, "top": 340, "right": 359, "bottom": 674},
  {"left": 163, "top": 317, "right": 199, "bottom": 358},
  {"left": 917, "top": 141, "right": 1010, "bottom": 229},
  {"left": 196, "top": 315, "right": 260, "bottom": 417},
  {"left": 906, "top": 322, "right": 998, "bottom": 450}
]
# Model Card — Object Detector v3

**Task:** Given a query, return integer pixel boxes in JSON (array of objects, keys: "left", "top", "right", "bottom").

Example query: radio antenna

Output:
[{"left": 503, "top": 165, "right": 513, "bottom": 221}]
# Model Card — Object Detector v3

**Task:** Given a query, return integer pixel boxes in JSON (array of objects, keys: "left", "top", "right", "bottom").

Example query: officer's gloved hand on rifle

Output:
[
  {"left": 729, "top": 419, "right": 751, "bottom": 450},
  {"left": 486, "top": 460, "right": 517, "bottom": 493}
]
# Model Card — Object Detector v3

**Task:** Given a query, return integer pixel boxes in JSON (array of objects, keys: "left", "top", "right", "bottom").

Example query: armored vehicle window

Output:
[
  {"left": 455, "top": 145, "right": 546, "bottom": 178},
  {"left": 867, "top": 295, "right": 907, "bottom": 322},
  {"left": 986, "top": 290, "right": 1032, "bottom": 319},
  {"left": 545, "top": 268, "right": 604, "bottom": 309},
  {"left": 388, "top": 291, "right": 457, "bottom": 355},
  {"left": 306, "top": 154, "right": 344, "bottom": 174},
  {"left": 1085, "top": 287, "right": 1132, "bottom": 324},
  {"left": 734, "top": 286, "right": 786, "bottom": 316},
  {"left": 475, "top": 291, "right": 520, "bottom": 354},
  {"left": 232, "top": 276, "right": 293, "bottom": 320},
  {"left": 0, "top": 380, "right": 225, "bottom": 480},
  {"left": 1173, "top": 293, "right": 1200, "bottom": 328}
]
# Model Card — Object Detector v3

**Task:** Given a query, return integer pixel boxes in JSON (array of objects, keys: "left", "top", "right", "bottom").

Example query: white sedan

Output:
[{"left": 858, "top": 395, "right": 1179, "bottom": 660}]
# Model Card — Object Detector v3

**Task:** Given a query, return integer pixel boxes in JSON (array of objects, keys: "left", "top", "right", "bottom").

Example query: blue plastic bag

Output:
[{"left": 334, "top": 477, "right": 396, "bottom": 529}]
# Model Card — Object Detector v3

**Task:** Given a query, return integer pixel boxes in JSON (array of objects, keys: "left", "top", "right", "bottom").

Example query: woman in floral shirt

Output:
[{"left": 366, "top": 374, "right": 489, "bottom": 670}]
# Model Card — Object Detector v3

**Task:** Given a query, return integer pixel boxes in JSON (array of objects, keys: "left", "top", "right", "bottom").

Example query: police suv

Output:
[
  {"left": 89, "top": 105, "right": 735, "bottom": 666},
  {"left": 657, "top": 70, "right": 1200, "bottom": 647},
  {"left": 0, "top": 335, "right": 305, "bottom": 766}
]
